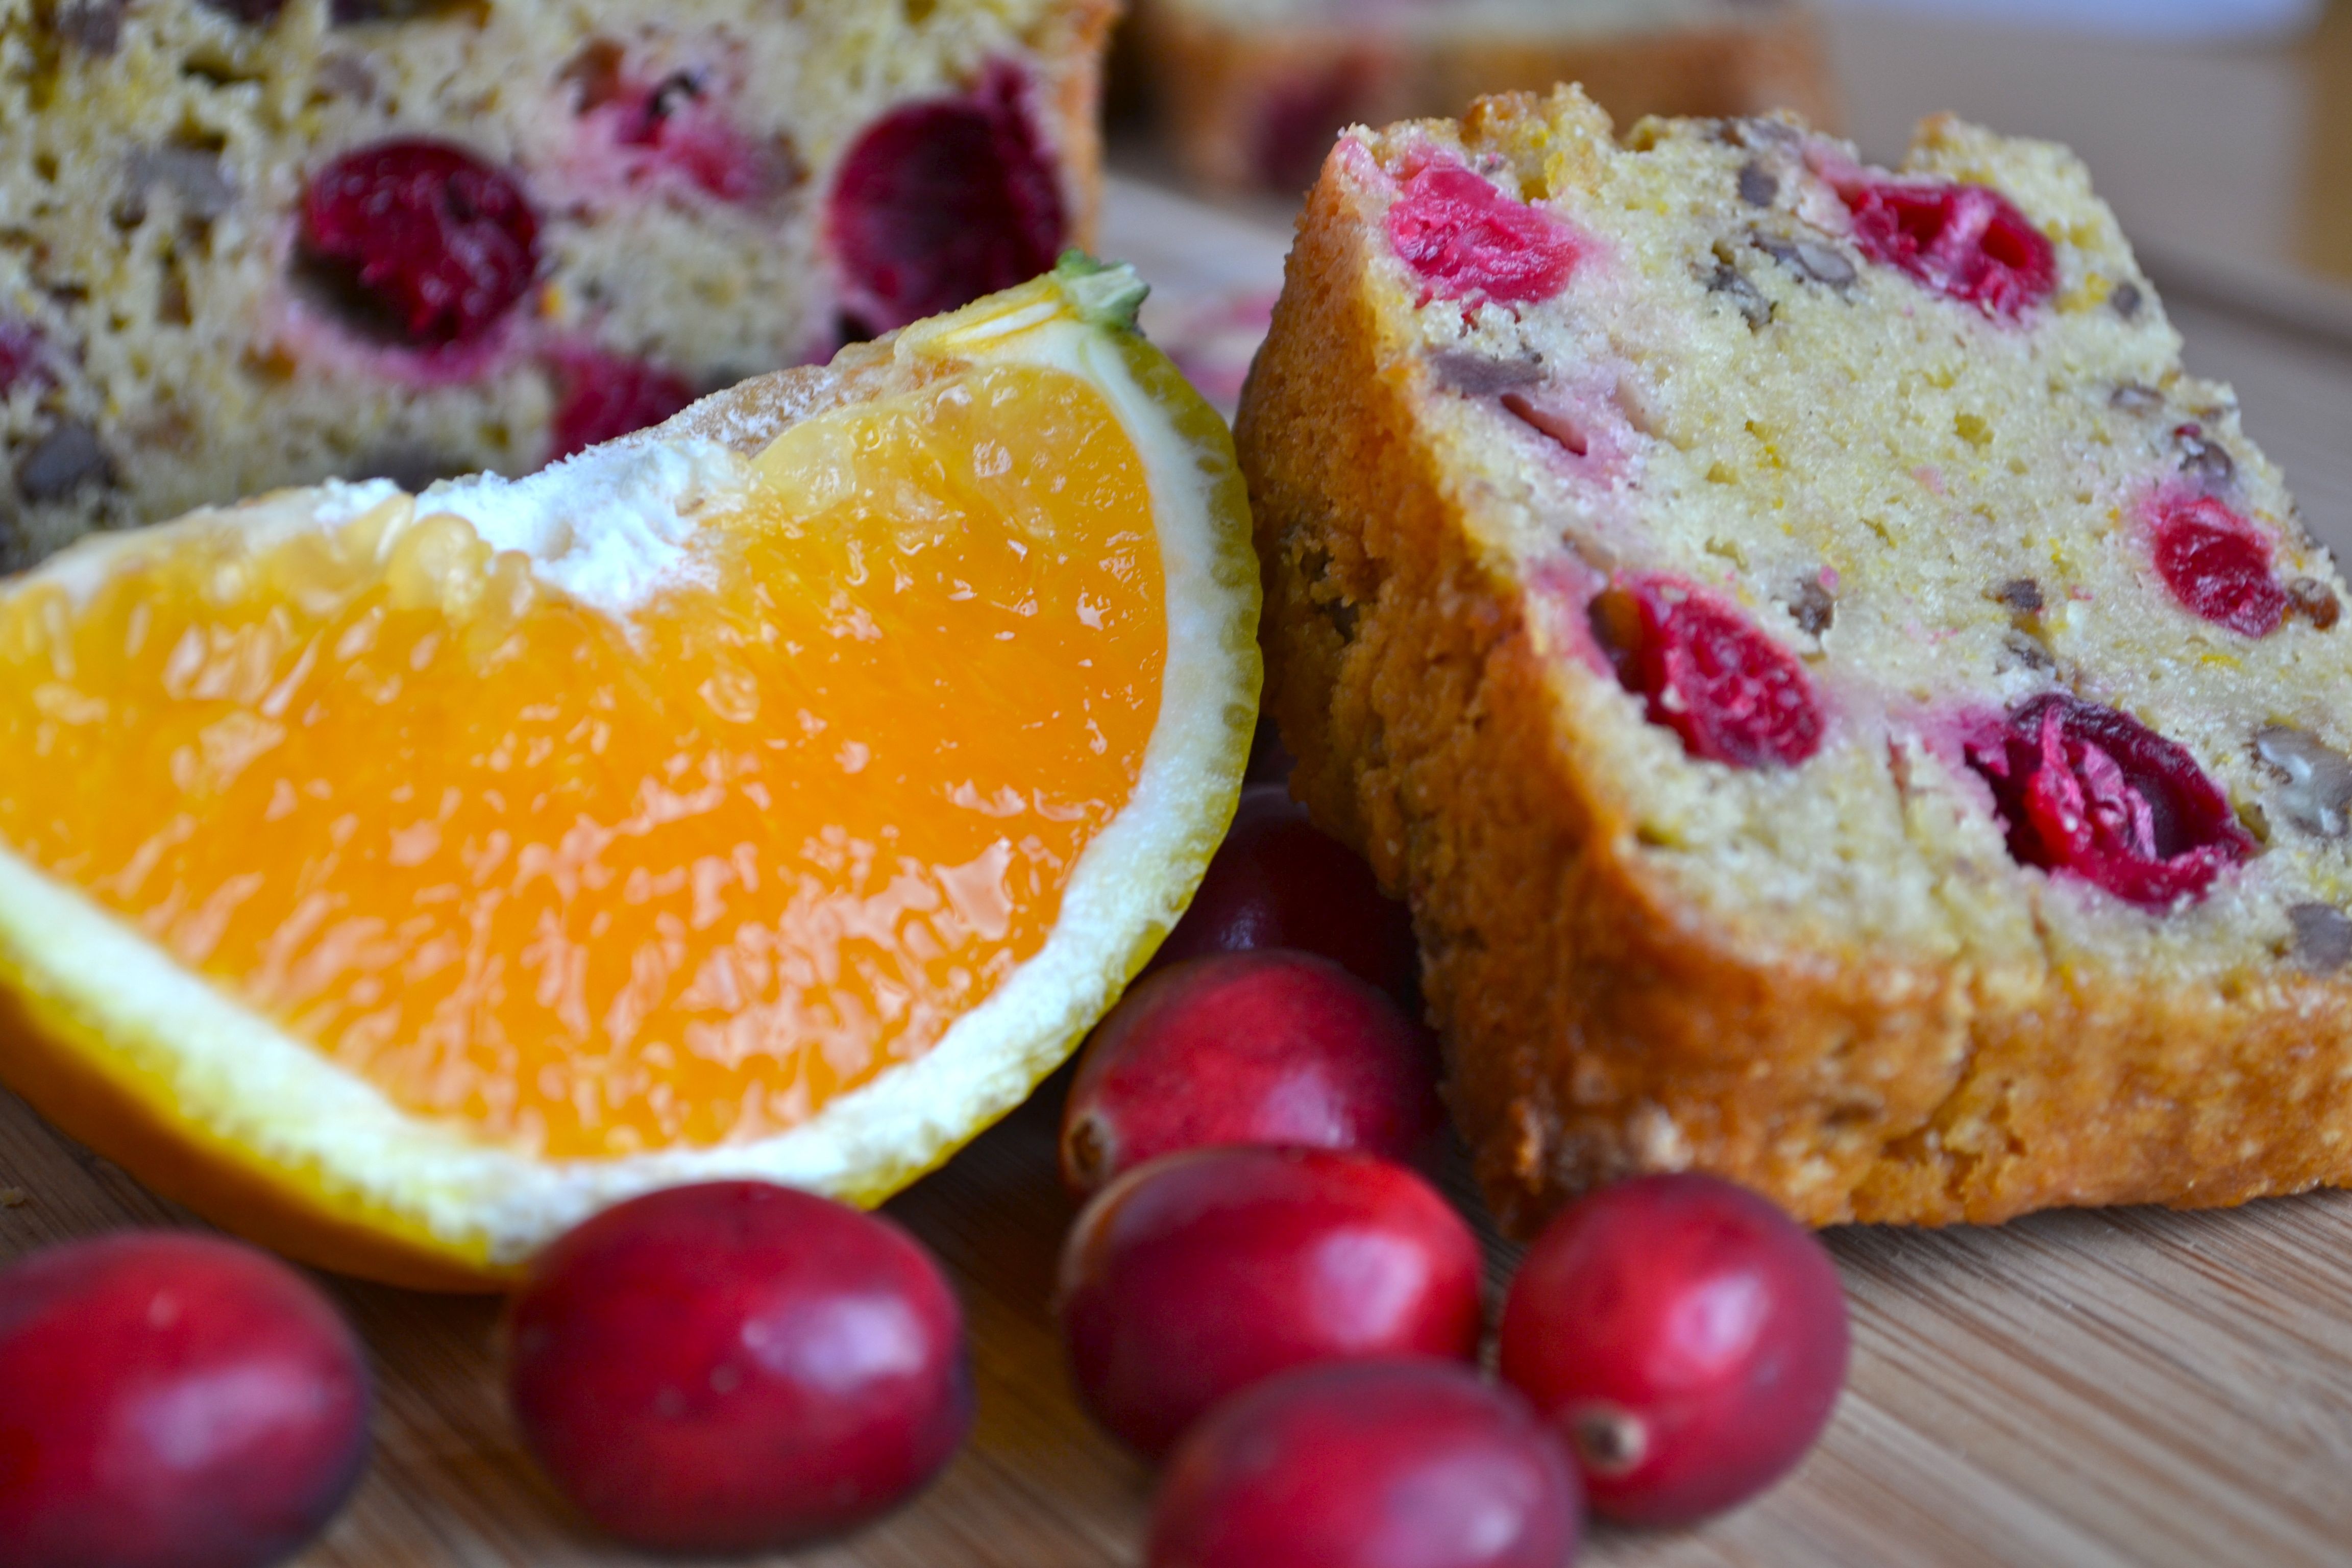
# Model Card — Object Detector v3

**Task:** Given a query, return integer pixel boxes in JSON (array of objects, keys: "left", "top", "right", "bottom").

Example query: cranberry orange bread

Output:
[
  {"left": 1238, "top": 87, "right": 2352, "bottom": 1231},
  {"left": 1128, "top": 0, "right": 1833, "bottom": 196},
  {"left": 0, "top": 0, "right": 1111, "bottom": 567}
]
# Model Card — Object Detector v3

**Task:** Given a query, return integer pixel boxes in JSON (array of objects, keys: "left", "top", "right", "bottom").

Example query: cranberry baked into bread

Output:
[
  {"left": 0, "top": 0, "right": 1110, "bottom": 566},
  {"left": 1238, "top": 87, "right": 2352, "bottom": 1231},
  {"left": 1129, "top": 0, "right": 1832, "bottom": 195}
]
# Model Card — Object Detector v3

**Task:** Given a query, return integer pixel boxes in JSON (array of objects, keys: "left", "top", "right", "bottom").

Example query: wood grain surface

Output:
[
  {"left": 7, "top": 1075, "right": 2352, "bottom": 1567},
  {"left": 7, "top": 175, "right": 2352, "bottom": 1567}
]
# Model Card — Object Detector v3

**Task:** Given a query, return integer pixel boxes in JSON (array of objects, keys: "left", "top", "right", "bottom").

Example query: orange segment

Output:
[
  {"left": 0, "top": 366, "right": 1161, "bottom": 1159},
  {"left": 0, "top": 257, "right": 1258, "bottom": 1285}
]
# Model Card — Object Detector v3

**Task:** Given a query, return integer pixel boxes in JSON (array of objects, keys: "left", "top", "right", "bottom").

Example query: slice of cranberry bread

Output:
[
  {"left": 1127, "top": 0, "right": 1833, "bottom": 196},
  {"left": 0, "top": 0, "right": 1110, "bottom": 568},
  {"left": 1237, "top": 86, "right": 2352, "bottom": 1232}
]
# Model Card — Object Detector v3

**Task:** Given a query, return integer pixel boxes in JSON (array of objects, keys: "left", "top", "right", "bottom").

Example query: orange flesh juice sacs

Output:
[{"left": 0, "top": 365, "right": 1164, "bottom": 1157}]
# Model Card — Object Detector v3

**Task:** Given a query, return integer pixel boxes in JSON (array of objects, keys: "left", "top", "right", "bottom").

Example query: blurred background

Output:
[
  {"left": 1822, "top": 0, "right": 2347, "bottom": 307},
  {"left": 1103, "top": 0, "right": 2352, "bottom": 543},
  {"left": 1111, "top": 0, "right": 2347, "bottom": 289}
]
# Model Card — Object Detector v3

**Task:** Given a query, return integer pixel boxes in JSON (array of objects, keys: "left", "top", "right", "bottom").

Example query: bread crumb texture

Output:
[{"left": 1238, "top": 86, "right": 2352, "bottom": 1230}]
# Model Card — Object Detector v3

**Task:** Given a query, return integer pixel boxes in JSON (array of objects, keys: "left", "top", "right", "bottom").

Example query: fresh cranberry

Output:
[
  {"left": 1964, "top": 692, "right": 2253, "bottom": 908},
  {"left": 2150, "top": 494, "right": 2286, "bottom": 637},
  {"left": 827, "top": 65, "right": 1064, "bottom": 337},
  {"left": 1839, "top": 177, "right": 2056, "bottom": 319},
  {"left": 0, "top": 1232, "right": 372, "bottom": 1568},
  {"left": 1597, "top": 575, "right": 1823, "bottom": 769},
  {"left": 1060, "top": 950, "right": 1445, "bottom": 1197},
  {"left": 1153, "top": 783, "right": 1418, "bottom": 1001},
  {"left": 547, "top": 350, "right": 697, "bottom": 462},
  {"left": 1498, "top": 1173, "right": 1848, "bottom": 1527},
  {"left": 506, "top": 1182, "right": 971, "bottom": 1553},
  {"left": 299, "top": 139, "right": 540, "bottom": 347},
  {"left": 1147, "top": 1359, "right": 1582, "bottom": 1568},
  {"left": 1058, "top": 1146, "right": 1483, "bottom": 1458},
  {"left": 1385, "top": 159, "right": 1580, "bottom": 305}
]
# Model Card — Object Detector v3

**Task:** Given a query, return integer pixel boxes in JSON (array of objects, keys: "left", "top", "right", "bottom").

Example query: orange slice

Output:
[{"left": 0, "top": 258, "right": 1258, "bottom": 1288}]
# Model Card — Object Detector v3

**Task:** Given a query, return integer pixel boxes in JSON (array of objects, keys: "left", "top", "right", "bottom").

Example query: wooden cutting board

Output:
[
  {"left": 6, "top": 1078, "right": 2352, "bottom": 1568},
  {"left": 6, "top": 177, "right": 2352, "bottom": 1568}
]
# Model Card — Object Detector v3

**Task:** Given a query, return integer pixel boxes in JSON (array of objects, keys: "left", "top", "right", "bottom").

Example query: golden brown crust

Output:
[
  {"left": 1235, "top": 116, "right": 2352, "bottom": 1233},
  {"left": 1134, "top": 0, "right": 1836, "bottom": 194}
]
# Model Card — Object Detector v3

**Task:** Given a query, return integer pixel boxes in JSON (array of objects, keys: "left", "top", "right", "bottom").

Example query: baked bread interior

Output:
[
  {"left": 0, "top": 0, "right": 1111, "bottom": 566},
  {"left": 1238, "top": 87, "right": 2352, "bottom": 1230}
]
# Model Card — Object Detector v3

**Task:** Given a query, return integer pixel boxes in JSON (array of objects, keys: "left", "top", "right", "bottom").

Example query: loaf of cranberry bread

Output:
[
  {"left": 0, "top": 0, "right": 1110, "bottom": 568},
  {"left": 1127, "top": 0, "right": 1833, "bottom": 195},
  {"left": 1238, "top": 87, "right": 2352, "bottom": 1232}
]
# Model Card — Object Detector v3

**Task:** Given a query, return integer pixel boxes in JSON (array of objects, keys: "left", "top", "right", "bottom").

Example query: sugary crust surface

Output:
[
  {"left": 0, "top": 0, "right": 1110, "bottom": 567},
  {"left": 1237, "top": 89, "right": 2352, "bottom": 1231},
  {"left": 1132, "top": 0, "right": 1833, "bottom": 193}
]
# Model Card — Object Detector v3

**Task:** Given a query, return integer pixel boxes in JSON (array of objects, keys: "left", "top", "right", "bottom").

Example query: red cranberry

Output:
[
  {"left": 546, "top": 350, "right": 698, "bottom": 462},
  {"left": 299, "top": 138, "right": 540, "bottom": 347},
  {"left": 506, "top": 1182, "right": 971, "bottom": 1553},
  {"left": 1498, "top": 1173, "right": 1848, "bottom": 1527},
  {"left": 0, "top": 1231, "right": 372, "bottom": 1568},
  {"left": 1148, "top": 1359, "right": 1582, "bottom": 1568},
  {"left": 1060, "top": 950, "right": 1445, "bottom": 1197},
  {"left": 1154, "top": 784, "right": 1418, "bottom": 1000},
  {"left": 1385, "top": 159, "right": 1580, "bottom": 305},
  {"left": 1596, "top": 575, "right": 1823, "bottom": 769},
  {"left": 1965, "top": 692, "right": 2253, "bottom": 908},
  {"left": 2151, "top": 494, "right": 2286, "bottom": 638},
  {"left": 827, "top": 64, "right": 1065, "bottom": 337},
  {"left": 1839, "top": 177, "right": 2056, "bottom": 319},
  {"left": 1058, "top": 1146, "right": 1483, "bottom": 1458}
]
